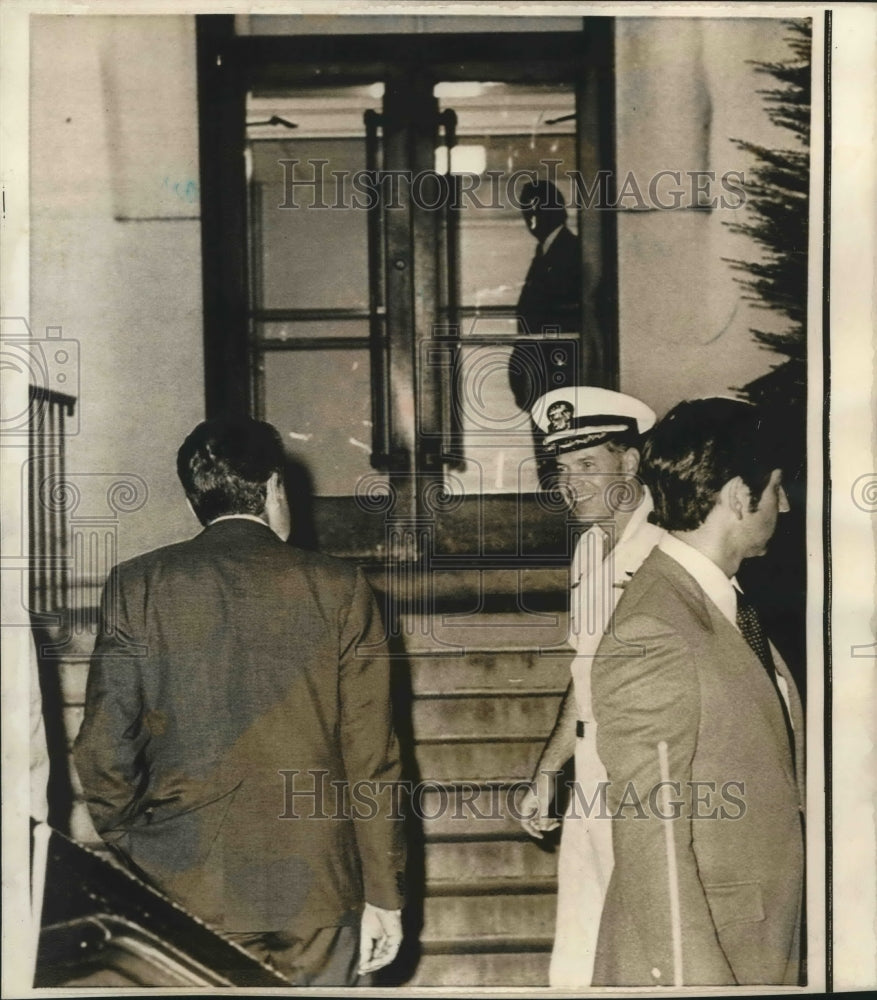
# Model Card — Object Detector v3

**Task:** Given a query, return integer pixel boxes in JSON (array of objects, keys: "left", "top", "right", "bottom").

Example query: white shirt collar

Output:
[
  {"left": 618, "top": 490, "right": 655, "bottom": 546},
  {"left": 658, "top": 533, "right": 739, "bottom": 627},
  {"left": 658, "top": 536, "right": 791, "bottom": 713},
  {"left": 208, "top": 513, "right": 268, "bottom": 527}
]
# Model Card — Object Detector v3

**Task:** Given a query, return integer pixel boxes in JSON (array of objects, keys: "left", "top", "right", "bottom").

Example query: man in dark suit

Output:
[
  {"left": 74, "top": 417, "right": 406, "bottom": 985},
  {"left": 591, "top": 398, "right": 805, "bottom": 987},
  {"left": 515, "top": 182, "right": 580, "bottom": 348},
  {"left": 509, "top": 181, "right": 582, "bottom": 487}
]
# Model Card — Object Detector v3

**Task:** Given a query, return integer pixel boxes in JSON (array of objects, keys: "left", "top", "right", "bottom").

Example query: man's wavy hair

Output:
[
  {"left": 641, "top": 398, "right": 780, "bottom": 532},
  {"left": 177, "top": 417, "right": 285, "bottom": 525},
  {"left": 520, "top": 179, "right": 567, "bottom": 223}
]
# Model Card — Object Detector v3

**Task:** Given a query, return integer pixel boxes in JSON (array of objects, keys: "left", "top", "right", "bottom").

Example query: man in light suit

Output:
[
  {"left": 518, "top": 386, "right": 665, "bottom": 987},
  {"left": 591, "top": 398, "right": 805, "bottom": 986},
  {"left": 75, "top": 417, "right": 406, "bottom": 985}
]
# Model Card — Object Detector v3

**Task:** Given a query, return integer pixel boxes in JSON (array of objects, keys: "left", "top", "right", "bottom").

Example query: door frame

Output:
[{"left": 195, "top": 15, "right": 619, "bottom": 557}]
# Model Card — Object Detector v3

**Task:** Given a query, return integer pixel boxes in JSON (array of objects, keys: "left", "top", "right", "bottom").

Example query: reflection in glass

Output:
[
  {"left": 435, "top": 82, "right": 580, "bottom": 492},
  {"left": 435, "top": 82, "right": 577, "bottom": 310}
]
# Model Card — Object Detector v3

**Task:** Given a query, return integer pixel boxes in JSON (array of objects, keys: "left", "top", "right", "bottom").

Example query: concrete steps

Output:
[
  {"left": 413, "top": 737, "right": 544, "bottom": 784},
  {"left": 391, "top": 571, "right": 570, "bottom": 987},
  {"left": 412, "top": 690, "right": 563, "bottom": 738},
  {"left": 408, "top": 649, "right": 571, "bottom": 694},
  {"left": 421, "top": 889, "right": 556, "bottom": 942},
  {"left": 418, "top": 783, "right": 533, "bottom": 839},
  {"left": 406, "top": 949, "right": 552, "bottom": 987},
  {"left": 400, "top": 610, "right": 572, "bottom": 654},
  {"left": 425, "top": 838, "right": 558, "bottom": 883}
]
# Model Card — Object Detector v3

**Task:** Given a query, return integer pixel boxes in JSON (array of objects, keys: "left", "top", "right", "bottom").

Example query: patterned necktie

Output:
[{"left": 735, "top": 589, "right": 795, "bottom": 758}]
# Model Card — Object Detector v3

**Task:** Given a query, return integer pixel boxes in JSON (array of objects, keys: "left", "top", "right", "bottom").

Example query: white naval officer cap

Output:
[{"left": 532, "top": 386, "right": 656, "bottom": 454}]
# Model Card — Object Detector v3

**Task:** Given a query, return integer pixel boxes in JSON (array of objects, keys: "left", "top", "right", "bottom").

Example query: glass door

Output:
[
  {"left": 244, "top": 77, "right": 451, "bottom": 557},
  {"left": 235, "top": 59, "right": 608, "bottom": 559}
]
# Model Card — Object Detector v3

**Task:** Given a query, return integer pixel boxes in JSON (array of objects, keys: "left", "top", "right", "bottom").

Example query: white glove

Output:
[
  {"left": 358, "top": 901, "right": 403, "bottom": 975},
  {"left": 519, "top": 770, "right": 561, "bottom": 840}
]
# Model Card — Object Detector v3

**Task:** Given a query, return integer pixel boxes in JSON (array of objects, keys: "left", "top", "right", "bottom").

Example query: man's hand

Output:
[
  {"left": 519, "top": 769, "right": 561, "bottom": 840},
  {"left": 358, "top": 901, "right": 403, "bottom": 975}
]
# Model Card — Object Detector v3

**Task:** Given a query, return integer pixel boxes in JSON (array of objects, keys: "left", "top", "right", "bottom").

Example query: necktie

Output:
[
  {"left": 735, "top": 589, "right": 796, "bottom": 759},
  {"left": 735, "top": 590, "right": 774, "bottom": 675}
]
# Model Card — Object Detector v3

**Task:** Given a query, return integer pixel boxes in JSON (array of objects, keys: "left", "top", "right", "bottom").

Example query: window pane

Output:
[
  {"left": 454, "top": 344, "right": 539, "bottom": 495},
  {"left": 262, "top": 348, "right": 382, "bottom": 497},
  {"left": 250, "top": 139, "right": 369, "bottom": 311},
  {"left": 256, "top": 319, "right": 371, "bottom": 343},
  {"left": 247, "top": 84, "right": 381, "bottom": 312},
  {"left": 435, "top": 82, "right": 578, "bottom": 312},
  {"left": 458, "top": 315, "right": 520, "bottom": 340}
]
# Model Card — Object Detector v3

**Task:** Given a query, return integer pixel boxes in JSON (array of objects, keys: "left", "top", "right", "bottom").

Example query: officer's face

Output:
[{"left": 556, "top": 443, "right": 640, "bottom": 522}]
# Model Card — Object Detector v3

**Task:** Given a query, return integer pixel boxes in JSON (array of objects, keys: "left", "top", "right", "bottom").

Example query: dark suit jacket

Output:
[
  {"left": 75, "top": 518, "right": 406, "bottom": 937},
  {"left": 591, "top": 548, "right": 805, "bottom": 986},
  {"left": 509, "top": 225, "right": 581, "bottom": 410}
]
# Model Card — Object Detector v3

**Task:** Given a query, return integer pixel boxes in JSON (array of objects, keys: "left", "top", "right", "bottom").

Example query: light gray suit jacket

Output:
[{"left": 591, "top": 548, "right": 805, "bottom": 987}]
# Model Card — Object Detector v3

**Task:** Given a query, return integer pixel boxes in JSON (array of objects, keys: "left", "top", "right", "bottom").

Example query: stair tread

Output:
[
  {"left": 399, "top": 611, "right": 573, "bottom": 653},
  {"left": 426, "top": 835, "right": 558, "bottom": 883},
  {"left": 425, "top": 878, "right": 557, "bottom": 897},
  {"left": 420, "top": 936, "right": 554, "bottom": 955},
  {"left": 424, "top": 830, "right": 533, "bottom": 843},
  {"left": 415, "top": 734, "right": 544, "bottom": 745},
  {"left": 414, "top": 686, "right": 565, "bottom": 699},
  {"left": 408, "top": 652, "right": 573, "bottom": 696},
  {"left": 412, "top": 690, "right": 563, "bottom": 741},
  {"left": 401, "top": 949, "right": 551, "bottom": 986},
  {"left": 413, "top": 740, "right": 542, "bottom": 782},
  {"left": 421, "top": 890, "right": 556, "bottom": 942}
]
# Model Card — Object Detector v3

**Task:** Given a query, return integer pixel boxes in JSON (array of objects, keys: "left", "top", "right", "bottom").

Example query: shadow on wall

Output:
[
  {"left": 379, "top": 627, "right": 425, "bottom": 986},
  {"left": 32, "top": 624, "right": 76, "bottom": 835},
  {"left": 283, "top": 455, "right": 318, "bottom": 551}
]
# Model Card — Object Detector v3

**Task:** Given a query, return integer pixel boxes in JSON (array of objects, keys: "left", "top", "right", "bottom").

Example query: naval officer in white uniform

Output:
[{"left": 518, "top": 386, "right": 665, "bottom": 987}]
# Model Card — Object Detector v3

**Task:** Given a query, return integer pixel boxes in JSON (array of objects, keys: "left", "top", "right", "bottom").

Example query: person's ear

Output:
[
  {"left": 264, "top": 471, "right": 292, "bottom": 541},
  {"left": 622, "top": 448, "right": 640, "bottom": 476},
  {"left": 266, "top": 471, "right": 285, "bottom": 505},
  {"left": 721, "top": 476, "right": 749, "bottom": 519}
]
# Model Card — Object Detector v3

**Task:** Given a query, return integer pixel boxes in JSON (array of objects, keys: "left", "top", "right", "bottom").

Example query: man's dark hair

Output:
[
  {"left": 603, "top": 430, "right": 643, "bottom": 454},
  {"left": 641, "top": 398, "right": 780, "bottom": 532},
  {"left": 520, "top": 180, "right": 567, "bottom": 219},
  {"left": 177, "top": 417, "right": 286, "bottom": 525}
]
